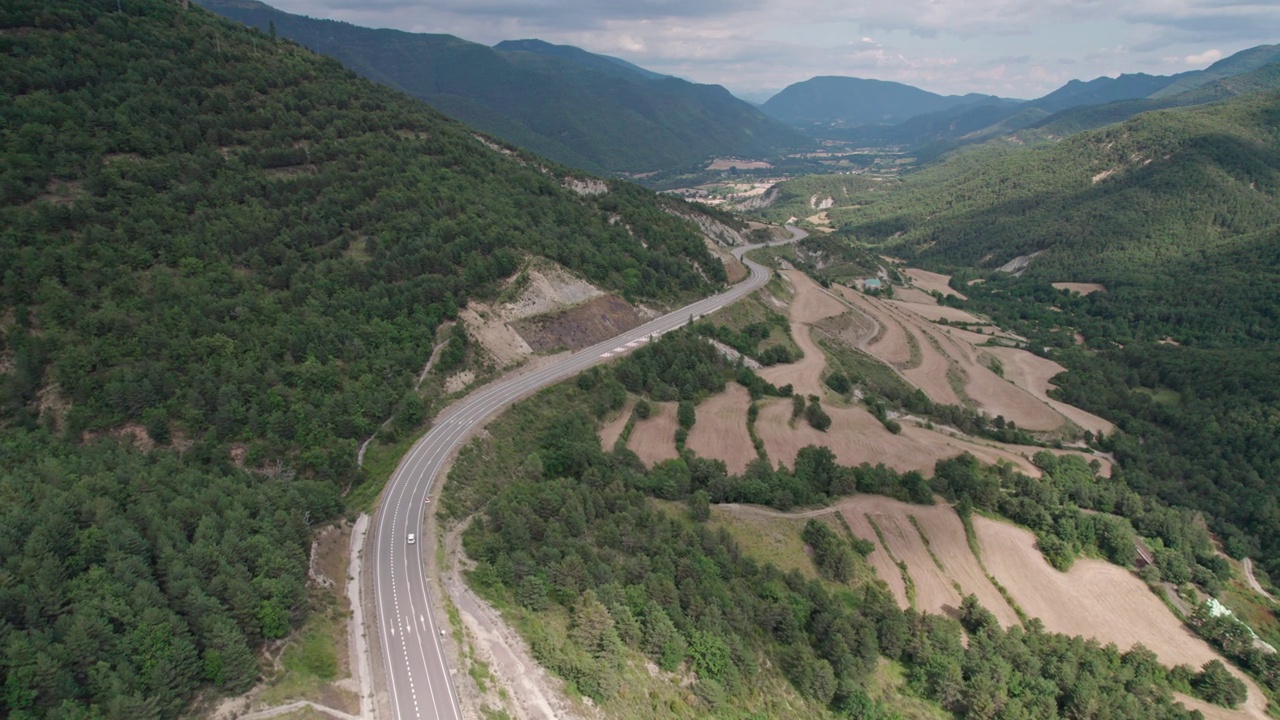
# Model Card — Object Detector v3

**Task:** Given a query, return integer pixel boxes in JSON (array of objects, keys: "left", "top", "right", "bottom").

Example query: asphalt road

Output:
[{"left": 371, "top": 226, "right": 805, "bottom": 720}]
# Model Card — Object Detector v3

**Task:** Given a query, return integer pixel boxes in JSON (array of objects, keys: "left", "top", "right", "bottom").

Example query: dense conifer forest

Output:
[{"left": 0, "top": 1, "right": 724, "bottom": 717}]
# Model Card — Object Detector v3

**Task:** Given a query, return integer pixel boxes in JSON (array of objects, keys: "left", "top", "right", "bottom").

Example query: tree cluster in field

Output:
[
  {"left": 801, "top": 519, "right": 868, "bottom": 583},
  {"left": 0, "top": 2, "right": 732, "bottom": 717},
  {"left": 613, "top": 330, "right": 792, "bottom": 404},
  {"left": 448, "top": 374, "right": 1229, "bottom": 717},
  {"left": 695, "top": 320, "right": 798, "bottom": 365}
]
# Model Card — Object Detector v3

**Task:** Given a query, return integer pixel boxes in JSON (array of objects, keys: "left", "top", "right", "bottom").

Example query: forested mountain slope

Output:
[
  {"left": 493, "top": 38, "right": 667, "bottom": 81},
  {"left": 830, "top": 45, "right": 1280, "bottom": 153},
  {"left": 1151, "top": 43, "right": 1280, "bottom": 98},
  {"left": 1032, "top": 64, "right": 1280, "bottom": 137},
  {"left": 848, "top": 91, "right": 1280, "bottom": 303},
  {"left": 828, "top": 91, "right": 1280, "bottom": 582},
  {"left": 0, "top": 1, "right": 728, "bottom": 717},
  {"left": 198, "top": 0, "right": 809, "bottom": 173},
  {"left": 759, "top": 75, "right": 1005, "bottom": 127}
]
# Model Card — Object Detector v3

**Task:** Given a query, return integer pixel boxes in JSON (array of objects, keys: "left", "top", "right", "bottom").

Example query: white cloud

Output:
[
  {"left": 275, "top": 0, "right": 1278, "bottom": 99},
  {"left": 1183, "top": 48, "right": 1223, "bottom": 64}
]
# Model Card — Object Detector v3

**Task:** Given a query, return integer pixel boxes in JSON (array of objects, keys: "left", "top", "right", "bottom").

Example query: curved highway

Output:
[{"left": 371, "top": 226, "right": 805, "bottom": 719}]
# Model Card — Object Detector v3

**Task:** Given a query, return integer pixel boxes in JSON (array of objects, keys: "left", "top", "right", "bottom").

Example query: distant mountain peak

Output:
[
  {"left": 493, "top": 38, "right": 668, "bottom": 81},
  {"left": 760, "top": 75, "right": 1008, "bottom": 127}
]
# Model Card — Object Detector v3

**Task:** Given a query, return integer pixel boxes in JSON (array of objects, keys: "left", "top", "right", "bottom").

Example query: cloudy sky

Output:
[{"left": 267, "top": 0, "right": 1280, "bottom": 101}]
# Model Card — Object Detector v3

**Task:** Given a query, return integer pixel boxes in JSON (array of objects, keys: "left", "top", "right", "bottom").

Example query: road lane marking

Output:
[{"left": 370, "top": 229, "right": 805, "bottom": 720}]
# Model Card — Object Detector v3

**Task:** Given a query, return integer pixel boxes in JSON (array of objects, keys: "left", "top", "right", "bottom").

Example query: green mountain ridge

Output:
[
  {"left": 760, "top": 75, "right": 1009, "bottom": 127},
  {"left": 198, "top": 0, "right": 809, "bottom": 173},
  {"left": 826, "top": 45, "right": 1280, "bottom": 154},
  {"left": 1150, "top": 44, "right": 1280, "bottom": 98},
  {"left": 0, "top": 1, "right": 731, "bottom": 716},
  {"left": 1031, "top": 63, "right": 1280, "bottom": 137},
  {"left": 493, "top": 38, "right": 668, "bottom": 81}
]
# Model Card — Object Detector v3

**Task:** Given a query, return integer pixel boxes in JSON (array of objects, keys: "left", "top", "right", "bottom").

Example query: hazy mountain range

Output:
[
  {"left": 198, "top": 0, "right": 809, "bottom": 174},
  {"left": 202, "top": 0, "right": 1280, "bottom": 170}
]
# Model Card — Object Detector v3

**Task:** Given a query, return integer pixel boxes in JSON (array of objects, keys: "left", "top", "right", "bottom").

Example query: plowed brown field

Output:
[
  {"left": 685, "top": 382, "right": 754, "bottom": 474},
  {"left": 754, "top": 399, "right": 1050, "bottom": 477},
  {"left": 905, "top": 269, "right": 966, "bottom": 299},
  {"left": 984, "top": 346, "right": 1117, "bottom": 436},
  {"left": 840, "top": 496, "right": 1020, "bottom": 625},
  {"left": 974, "top": 515, "right": 1268, "bottom": 718},
  {"left": 892, "top": 287, "right": 938, "bottom": 305},
  {"left": 597, "top": 398, "right": 634, "bottom": 450},
  {"left": 887, "top": 300, "right": 985, "bottom": 324},
  {"left": 1051, "top": 282, "right": 1106, "bottom": 295},
  {"left": 758, "top": 270, "right": 848, "bottom": 396},
  {"left": 626, "top": 401, "right": 679, "bottom": 466},
  {"left": 844, "top": 509, "right": 908, "bottom": 605}
]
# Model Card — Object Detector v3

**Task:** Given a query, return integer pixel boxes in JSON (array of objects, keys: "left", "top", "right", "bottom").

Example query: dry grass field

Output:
[
  {"left": 905, "top": 269, "right": 967, "bottom": 299},
  {"left": 597, "top": 399, "right": 634, "bottom": 450},
  {"left": 839, "top": 496, "right": 1020, "bottom": 625},
  {"left": 626, "top": 401, "right": 679, "bottom": 466},
  {"left": 984, "top": 346, "right": 1117, "bottom": 436},
  {"left": 757, "top": 270, "right": 846, "bottom": 397},
  {"left": 887, "top": 300, "right": 985, "bottom": 324},
  {"left": 974, "top": 515, "right": 1268, "bottom": 718},
  {"left": 1051, "top": 282, "right": 1107, "bottom": 295},
  {"left": 685, "top": 382, "right": 755, "bottom": 474},
  {"left": 892, "top": 287, "right": 938, "bottom": 305}
]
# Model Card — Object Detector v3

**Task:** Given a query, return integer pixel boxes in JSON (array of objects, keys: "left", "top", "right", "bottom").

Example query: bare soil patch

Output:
[
  {"left": 840, "top": 496, "right": 1019, "bottom": 626},
  {"left": 755, "top": 401, "right": 1043, "bottom": 476},
  {"left": 460, "top": 302, "right": 533, "bottom": 368},
  {"left": 869, "top": 299, "right": 1062, "bottom": 431},
  {"left": 962, "top": 357, "right": 1064, "bottom": 432},
  {"left": 755, "top": 400, "right": 930, "bottom": 473},
  {"left": 973, "top": 515, "right": 1268, "bottom": 718},
  {"left": 984, "top": 346, "right": 1117, "bottom": 436},
  {"left": 813, "top": 309, "right": 877, "bottom": 351},
  {"left": 843, "top": 510, "right": 909, "bottom": 605},
  {"left": 891, "top": 287, "right": 938, "bottom": 305},
  {"left": 1051, "top": 282, "right": 1107, "bottom": 295},
  {"left": 888, "top": 300, "right": 984, "bottom": 324},
  {"left": 1174, "top": 692, "right": 1255, "bottom": 720},
  {"left": 905, "top": 269, "right": 966, "bottom": 299},
  {"left": 835, "top": 287, "right": 913, "bottom": 365},
  {"left": 596, "top": 399, "right": 634, "bottom": 451},
  {"left": 706, "top": 158, "right": 772, "bottom": 170},
  {"left": 863, "top": 503, "right": 962, "bottom": 614},
  {"left": 897, "top": 322, "right": 962, "bottom": 407},
  {"left": 686, "top": 383, "right": 754, "bottom": 475},
  {"left": 626, "top": 402, "right": 679, "bottom": 466},
  {"left": 513, "top": 294, "right": 645, "bottom": 353}
]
